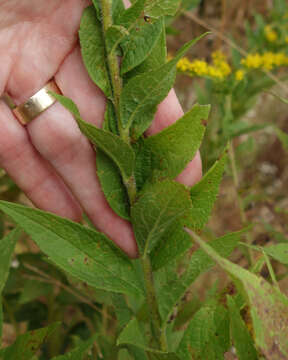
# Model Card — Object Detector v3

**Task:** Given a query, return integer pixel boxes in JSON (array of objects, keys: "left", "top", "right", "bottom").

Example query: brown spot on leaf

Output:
[
  {"left": 201, "top": 119, "right": 208, "bottom": 127},
  {"left": 144, "top": 15, "right": 151, "bottom": 23}
]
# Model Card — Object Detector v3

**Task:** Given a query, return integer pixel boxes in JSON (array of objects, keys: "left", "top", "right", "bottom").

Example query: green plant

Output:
[
  {"left": 175, "top": 0, "right": 288, "bottom": 168},
  {"left": 1, "top": 1, "right": 288, "bottom": 359}
]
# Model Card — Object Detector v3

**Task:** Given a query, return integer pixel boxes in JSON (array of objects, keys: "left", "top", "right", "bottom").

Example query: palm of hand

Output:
[{"left": 0, "top": 0, "right": 202, "bottom": 257}]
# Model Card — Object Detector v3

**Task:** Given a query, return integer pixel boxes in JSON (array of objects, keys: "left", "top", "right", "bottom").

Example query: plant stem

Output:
[
  {"left": 263, "top": 251, "right": 280, "bottom": 290},
  {"left": 100, "top": 0, "right": 137, "bottom": 206},
  {"left": 228, "top": 141, "right": 246, "bottom": 223},
  {"left": 228, "top": 141, "right": 254, "bottom": 265},
  {"left": 100, "top": 0, "right": 127, "bottom": 141},
  {"left": 141, "top": 256, "right": 167, "bottom": 351},
  {"left": 99, "top": 2, "right": 165, "bottom": 352}
]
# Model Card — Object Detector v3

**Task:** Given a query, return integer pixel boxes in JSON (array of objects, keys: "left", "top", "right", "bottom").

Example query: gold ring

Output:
[
  {"left": 1, "top": 93, "right": 16, "bottom": 110},
  {"left": 12, "top": 80, "right": 61, "bottom": 125}
]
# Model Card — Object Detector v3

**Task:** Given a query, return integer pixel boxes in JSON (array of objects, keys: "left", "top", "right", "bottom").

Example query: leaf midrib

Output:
[
  {"left": 143, "top": 186, "right": 189, "bottom": 256},
  {"left": 123, "top": 60, "right": 176, "bottom": 130},
  {"left": 9, "top": 208, "right": 143, "bottom": 296}
]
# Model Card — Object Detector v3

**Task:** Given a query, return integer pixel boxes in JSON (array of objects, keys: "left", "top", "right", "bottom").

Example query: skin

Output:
[{"left": 0, "top": 0, "right": 202, "bottom": 257}]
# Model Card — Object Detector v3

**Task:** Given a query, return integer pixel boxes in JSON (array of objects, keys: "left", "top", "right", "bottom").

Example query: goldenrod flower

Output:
[
  {"left": 212, "top": 51, "right": 232, "bottom": 76},
  {"left": 176, "top": 48, "right": 288, "bottom": 82},
  {"left": 212, "top": 50, "right": 227, "bottom": 63},
  {"left": 241, "top": 53, "right": 263, "bottom": 69},
  {"left": 262, "top": 52, "right": 276, "bottom": 70},
  {"left": 235, "top": 70, "right": 245, "bottom": 81},
  {"left": 176, "top": 51, "right": 232, "bottom": 81},
  {"left": 265, "top": 25, "right": 277, "bottom": 43},
  {"left": 190, "top": 60, "right": 210, "bottom": 76},
  {"left": 177, "top": 57, "right": 194, "bottom": 72},
  {"left": 207, "top": 65, "right": 225, "bottom": 79},
  {"left": 241, "top": 52, "right": 288, "bottom": 71},
  {"left": 272, "top": 52, "right": 287, "bottom": 66}
]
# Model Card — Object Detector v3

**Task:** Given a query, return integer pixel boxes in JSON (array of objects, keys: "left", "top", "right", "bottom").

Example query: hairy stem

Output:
[
  {"left": 100, "top": 0, "right": 127, "bottom": 141},
  {"left": 141, "top": 256, "right": 167, "bottom": 351},
  {"left": 100, "top": 0, "right": 137, "bottom": 204},
  {"left": 99, "top": 4, "right": 164, "bottom": 351}
]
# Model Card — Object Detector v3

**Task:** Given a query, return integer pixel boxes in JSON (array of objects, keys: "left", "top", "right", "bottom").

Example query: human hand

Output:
[{"left": 0, "top": 0, "right": 202, "bottom": 257}]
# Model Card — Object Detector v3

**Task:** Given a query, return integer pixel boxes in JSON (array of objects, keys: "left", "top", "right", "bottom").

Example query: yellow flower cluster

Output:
[
  {"left": 235, "top": 70, "right": 245, "bottom": 81},
  {"left": 241, "top": 52, "right": 288, "bottom": 71},
  {"left": 212, "top": 51, "right": 232, "bottom": 77},
  {"left": 177, "top": 51, "right": 231, "bottom": 80},
  {"left": 176, "top": 49, "right": 288, "bottom": 83},
  {"left": 265, "top": 25, "right": 278, "bottom": 43}
]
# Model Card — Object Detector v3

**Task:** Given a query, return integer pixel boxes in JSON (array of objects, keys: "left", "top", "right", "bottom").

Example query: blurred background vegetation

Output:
[{"left": 1, "top": 0, "right": 288, "bottom": 358}]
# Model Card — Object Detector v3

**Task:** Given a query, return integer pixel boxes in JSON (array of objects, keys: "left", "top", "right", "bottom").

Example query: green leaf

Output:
[
  {"left": 103, "top": 100, "right": 118, "bottom": 134},
  {"left": 0, "top": 214, "right": 4, "bottom": 239},
  {"left": 111, "top": 293, "right": 133, "bottom": 330},
  {"left": 79, "top": 6, "right": 111, "bottom": 97},
  {"left": 181, "top": 0, "right": 201, "bottom": 10},
  {"left": 106, "top": 0, "right": 146, "bottom": 57},
  {"left": 124, "top": 17, "right": 167, "bottom": 80},
  {"left": 96, "top": 150, "right": 130, "bottom": 220},
  {"left": 118, "top": 349, "right": 134, "bottom": 360},
  {"left": 0, "top": 228, "right": 20, "bottom": 294},
  {"left": 0, "top": 304, "right": 2, "bottom": 348},
  {"left": 0, "top": 323, "right": 59, "bottom": 360},
  {"left": 143, "top": 104, "right": 209, "bottom": 182},
  {"left": 0, "top": 201, "right": 144, "bottom": 297},
  {"left": 117, "top": 0, "right": 145, "bottom": 28},
  {"left": 121, "top": 18, "right": 163, "bottom": 75},
  {"left": 269, "top": 91, "right": 288, "bottom": 105},
  {"left": 131, "top": 180, "right": 192, "bottom": 255},
  {"left": 144, "top": 0, "right": 181, "bottom": 17},
  {"left": 261, "top": 244, "right": 288, "bottom": 265},
  {"left": 151, "top": 142, "right": 226, "bottom": 269},
  {"left": 188, "top": 229, "right": 288, "bottom": 359},
  {"left": 18, "top": 280, "right": 52, "bottom": 304},
  {"left": 51, "top": 334, "right": 98, "bottom": 359},
  {"left": 0, "top": 227, "right": 20, "bottom": 344},
  {"left": 157, "top": 229, "right": 246, "bottom": 321},
  {"left": 52, "top": 93, "right": 135, "bottom": 182},
  {"left": 227, "top": 296, "right": 258, "bottom": 360},
  {"left": 151, "top": 223, "right": 191, "bottom": 271},
  {"left": 49, "top": 91, "right": 80, "bottom": 116},
  {"left": 275, "top": 127, "right": 288, "bottom": 152},
  {"left": 176, "top": 301, "right": 230, "bottom": 360},
  {"left": 226, "top": 121, "right": 270, "bottom": 138},
  {"left": 117, "top": 318, "right": 147, "bottom": 350},
  {"left": 77, "top": 118, "right": 135, "bottom": 181},
  {"left": 112, "top": 0, "right": 125, "bottom": 22},
  {"left": 126, "top": 345, "right": 148, "bottom": 360},
  {"left": 91, "top": 0, "right": 100, "bottom": 18},
  {"left": 98, "top": 103, "right": 131, "bottom": 220},
  {"left": 120, "top": 34, "right": 208, "bottom": 139},
  {"left": 189, "top": 150, "right": 228, "bottom": 231},
  {"left": 149, "top": 354, "right": 181, "bottom": 360},
  {"left": 117, "top": 318, "right": 180, "bottom": 359},
  {"left": 106, "top": 25, "right": 129, "bottom": 54}
]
